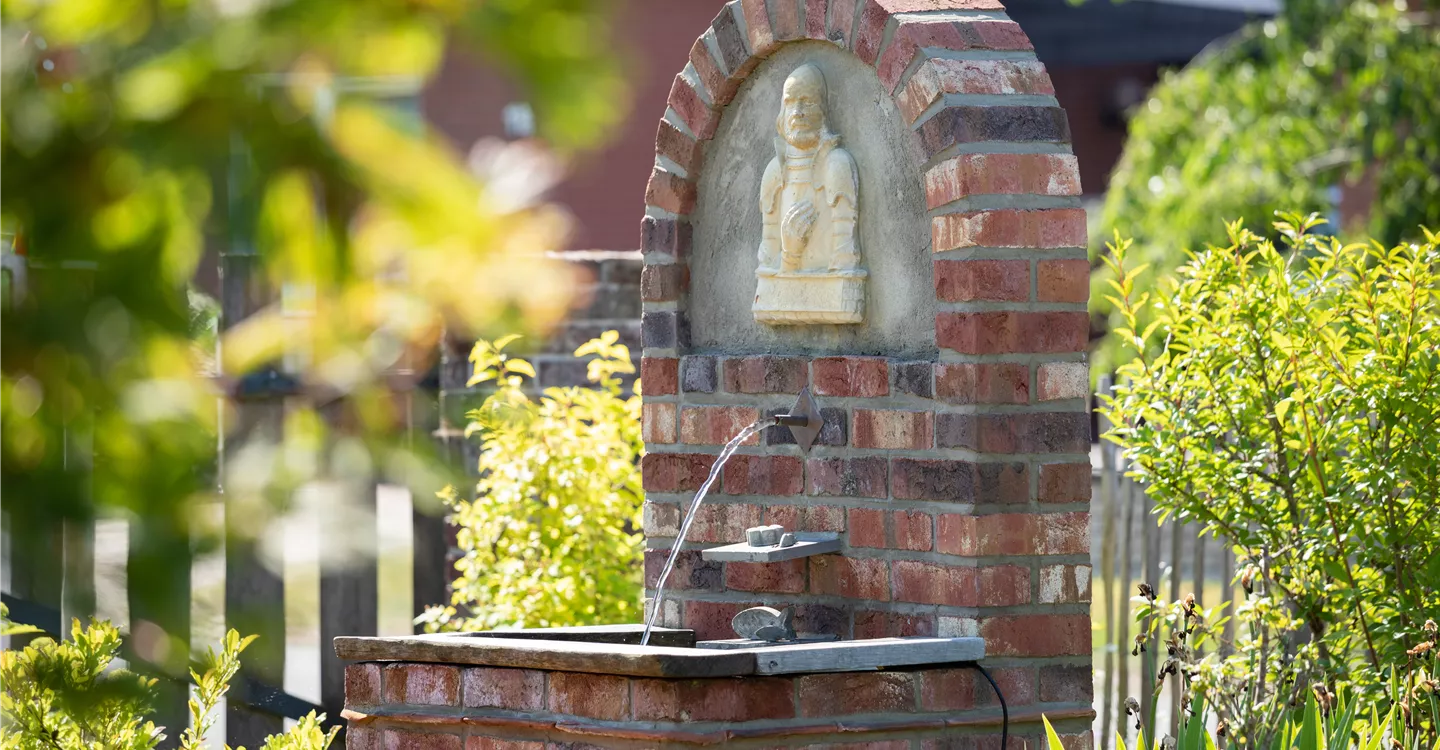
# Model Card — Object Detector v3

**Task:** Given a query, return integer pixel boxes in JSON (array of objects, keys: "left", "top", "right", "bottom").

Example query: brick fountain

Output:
[{"left": 338, "top": 0, "right": 1094, "bottom": 746}]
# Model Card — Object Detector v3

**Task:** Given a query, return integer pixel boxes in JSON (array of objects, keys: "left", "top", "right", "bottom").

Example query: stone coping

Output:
[{"left": 334, "top": 633, "right": 984, "bottom": 679}]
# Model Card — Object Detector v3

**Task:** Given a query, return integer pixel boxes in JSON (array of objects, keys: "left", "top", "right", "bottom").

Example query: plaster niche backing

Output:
[{"left": 690, "top": 41, "right": 935, "bottom": 357}]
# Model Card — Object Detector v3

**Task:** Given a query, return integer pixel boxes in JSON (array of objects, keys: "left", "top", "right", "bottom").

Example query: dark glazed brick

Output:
[
  {"left": 918, "top": 106, "right": 1071, "bottom": 159},
  {"left": 936, "top": 413, "right": 976, "bottom": 451},
  {"left": 641, "top": 311, "right": 689, "bottom": 350},
  {"left": 712, "top": 4, "right": 751, "bottom": 74},
  {"left": 644, "top": 548, "right": 723, "bottom": 591},
  {"left": 640, "top": 216, "right": 690, "bottom": 258},
  {"left": 892, "top": 361, "right": 933, "bottom": 398},
  {"left": 795, "top": 603, "right": 849, "bottom": 637},
  {"left": 681, "top": 355, "right": 718, "bottom": 393},
  {"left": 807, "top": 456, "right": 888, "bottom": 498},
  {"left": 1039, "top": 664, "right": 1094, "bottom": 704},
  {"left": 890, "top": 458, "right": 974, "bottom": 503},
  {"left": 977, "top": 462, "right": 1030, "bottom": 504}
]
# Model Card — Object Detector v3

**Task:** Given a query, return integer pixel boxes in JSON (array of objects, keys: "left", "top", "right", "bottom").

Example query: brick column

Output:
[{"left": 641, "top": 0, "right": 1092, "bottom": 744}]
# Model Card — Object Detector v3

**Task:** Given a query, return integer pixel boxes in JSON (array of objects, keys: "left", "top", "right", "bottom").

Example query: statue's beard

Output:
[{"left": 784, "top": 124, "right": 820, "bottom": 148}]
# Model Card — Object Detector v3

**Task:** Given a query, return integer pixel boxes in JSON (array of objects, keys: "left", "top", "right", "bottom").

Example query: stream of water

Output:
[{"left": 639, "top": 417, "right": 777, "bottom": 647}]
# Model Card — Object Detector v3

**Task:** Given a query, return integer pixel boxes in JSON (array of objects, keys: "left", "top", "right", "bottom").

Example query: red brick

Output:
[
  {"left": 936, "top": 311, "right": 1089, "bottom": 355},
  {"left": 807, "top": 457, "right": 888, "bottom": 498},
  {"left": 644, "top": 548, "right": 722, "bottom": 591},
  {"left": 804, "top": 0, "right": 828, "bottom": 38},
  {"left": 644, "top": 502, "right": 680, "bottom": 537},
  {"left": 772, "top": 0, "right": 804, "bottom": 40},
  {"left": 809, "top": 555, "right": 890, "bottom": 600},
  {"left": 347, "top": 727, "right": 381, "bottom": 750},
  {"left": 1039, "top": 664, "right": 1094, "bottom": 705},
  {"left": 655, "top": 119, "right": 702, "bottom": 176},
  {"left": 722, "top": 454, "right": 803, "bottom": 496},
  {"left": 1038, "top": 361, "right": 1088, "bottom": 401},
  {"left": 892, "top": 560, "right": 976, "bottom": 606},
  {"left": 642, "top": 453, "right": 716, "bottom": 493},
  {"left": 1039, "top": 563, "right": 1092, "bottom": 603},
  {"left": 1059, "top": 734, "right": 1096, "bottom": 750},
  {"left": 680, "top": 405, "right": 761, "bottom": 445},
  {"left": 686, "top": 502, "right": 764, "bottom": 544},
  {"left": 980, "top": 614, "right": 1091, "bottom": 657},
  {"left": 898, "top": 58, "right": 1055, "bottom": 123},
  {"left": 974, "top": 512, "right": 1089, "bottom": 556},
  {"left": 935, "top": 363, "right": 1031, "bottom": 404},
  {"left": 684, "top": 599, "right": 754, "bottom": 641},
  {"left": 642, "top": 403, "right": 677, "bottom": 444},
  {"left": 383, "top": 664, "right": 460, "bottom": 706},
  {"left": 892, "top": 510, "right": 933, "bottom": 551},
  {"left": 640, "top": 263, "right": 687, "bottom": 303},
  {"left": 383, "top": 731, "right": 462, "bottom": 750},
  {"left": 851, "top": 0, "right": 892, "bottom": 64},
  {"left": 462, "top": 668, "right": 545, "bottom": 711},
  {"left": 640, "top": 216, "right": 691, "bottom": 258},
  {"left": 548, "top": 672, "right": 630, "bottom": 720},
  {"left": 689, "top": 38, "right": 735, "bottom": 107},
  {"left": 727, "top": 558, "right": 807, "bottom": 593},
  {"left": 1038, "top": 462, "right": 1091, "bottom": 503},
  {"left": 854, "top": 610, "right": 936, "bottom": 639},
  {"left": 933, "top": 208, "right": 1086, "bottom": 252},
  {"left": 979, "top": 565, "right": 1031, "bottom": 606},
  {"left": 926, "top": 153, "right": 1079, "bottom": 208},
  {"left": 797, "top": 672, "right": 916, "bottom": 716},
  {"left": 973, "top": 666, "right": 1037, "bottom": 709},
  {"left": 640, "top": 357, "right": 678, "bottom": 396},
  {"left": 632, "top": 677, "right": 797, "bottom": 722},
  {"left": 847, "top": 507, "right": 887, "bottom": 548},
  {"left": 877, "top": 19, "right": 1031, "bottom": 92},
  {"left": 936, "top": 513, "right": 976, "bottom": 556},
  {"left": 934, "top": 259, "right": 1029, "bottom": 303},
  {"left": 666, "top": 74, "right": 718, "bottom": 141},
  {"left": 346, "top": 663, "right": 381, "bottom": 705},
  {"left": 919, "top": 668, "right": 975, "bottom": 711},
  {"left": 812, "top": 356, "right": 889, "bottom": 397},
  {"left": 467, "top": 738, "right": 544, "bottom": 750},
  {"left": 1038, "top": 258, "right": 1090, "bottom": 303},
  {"left": 740, "top": 0, "right": 779, "bottom": 55},
  {"left": 722, "top": 355, "right": 808, "bottom": 394},
  {"left": 767, "top": 503, "right": 847, "bottom": 532},
  {"left": 853, "top": 409, "right": 933, "bottom": 450},
  {"left": 827, "top": 0, "right": 859, "bottom": 46},
  {"left": 645, "top": 167, "right": 697, "bottom": 215}
]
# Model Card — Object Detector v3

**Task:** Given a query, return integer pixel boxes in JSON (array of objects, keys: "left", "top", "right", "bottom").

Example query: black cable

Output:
[{"left": 971, "top": 663, "right": 1009, "bottom": 750}]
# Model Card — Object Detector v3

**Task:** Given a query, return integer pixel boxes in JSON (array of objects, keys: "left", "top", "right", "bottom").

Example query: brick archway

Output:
[{"left": 637, "top": 2, "right": 1094, "bottom": 738}]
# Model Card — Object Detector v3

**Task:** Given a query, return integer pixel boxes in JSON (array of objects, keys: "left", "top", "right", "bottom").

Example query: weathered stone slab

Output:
[{"left": 701, "top": 531, "right": 842, "bottom": 562}]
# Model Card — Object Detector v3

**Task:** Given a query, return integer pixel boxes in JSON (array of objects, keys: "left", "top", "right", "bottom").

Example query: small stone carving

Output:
[
  {"left": 745, "top": 524, "right": 785, "bottom": 546},
  {"left": 779, "top": 532, "right": 796, "bottom": 548},
  {"left": 753, "top": 63, "right": 866, "bottom": 325},
  {"left": 732, "top": 605, "right": 797, "bottom": 642}
]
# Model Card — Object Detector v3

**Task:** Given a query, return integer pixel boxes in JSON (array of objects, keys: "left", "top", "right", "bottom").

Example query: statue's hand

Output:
[{"left": 781, "top": 200, "right": 817, "bottom": 258}]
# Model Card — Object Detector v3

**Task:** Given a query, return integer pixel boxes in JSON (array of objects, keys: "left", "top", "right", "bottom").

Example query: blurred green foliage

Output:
[
  {"left": 1, "top": 0, "right": 627, "bottom": 665},
  {"left": 420, "top": 331, "right": 643, "bottom": 631},
  {"left": 1092, "top": 0, "right": 1440, "bottom": 373}
]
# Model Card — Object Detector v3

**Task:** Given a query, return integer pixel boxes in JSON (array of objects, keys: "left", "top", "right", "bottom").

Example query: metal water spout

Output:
[{"left": 639, "top": 388, "right": 823, "bottom": 647}]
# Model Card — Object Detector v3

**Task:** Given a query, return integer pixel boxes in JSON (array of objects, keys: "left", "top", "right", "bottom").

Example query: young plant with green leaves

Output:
[
  {"left": 1100, "top": 214, "right": 1440, "bottom": 736},
  {"left": 420, "top": 331, "right": 644, "bottom": 631},
  {"left": 0, "top": 605, "right": 338, "bottom": 749}
]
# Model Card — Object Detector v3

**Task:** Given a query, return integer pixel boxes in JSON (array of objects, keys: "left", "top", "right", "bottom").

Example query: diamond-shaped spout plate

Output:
[{"left": 785, "top": 387, "right": 821, "bottom": 453}]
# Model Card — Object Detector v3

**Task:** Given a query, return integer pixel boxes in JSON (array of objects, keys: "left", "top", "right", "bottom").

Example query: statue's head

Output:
[{"left": 778, "top": 64, "right": 826, "bottom": 148}]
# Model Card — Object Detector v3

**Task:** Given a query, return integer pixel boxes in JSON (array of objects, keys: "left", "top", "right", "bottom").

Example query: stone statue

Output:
[{"left": 753, "top": 63, "right": 866, "bottom": 325}]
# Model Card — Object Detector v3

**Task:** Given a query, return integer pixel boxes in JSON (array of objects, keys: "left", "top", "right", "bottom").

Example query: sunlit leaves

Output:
[{"left": 420, "top": 332, "right": 643, "bottom": 632}]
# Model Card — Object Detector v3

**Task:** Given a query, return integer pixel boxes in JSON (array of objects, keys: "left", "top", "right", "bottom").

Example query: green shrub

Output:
[
  {"left": 1099, "top": 215, "right": 1440, "bottom": 737},
  {"left": 420, "top": 331, "right": 644, "bottom": 631},
  {"left": 0, "top": 605, "right": 338, "bottom": 749}
]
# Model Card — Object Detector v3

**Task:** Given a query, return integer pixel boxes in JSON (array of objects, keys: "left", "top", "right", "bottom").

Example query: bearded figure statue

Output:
[{"left": 753, "top": 63, "right": 866, "bottom": 325}]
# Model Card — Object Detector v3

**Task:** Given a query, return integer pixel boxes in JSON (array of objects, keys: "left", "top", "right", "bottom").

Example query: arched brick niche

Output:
[{"left": 639, "top": 0, "right": 1092, "bottom": 737}]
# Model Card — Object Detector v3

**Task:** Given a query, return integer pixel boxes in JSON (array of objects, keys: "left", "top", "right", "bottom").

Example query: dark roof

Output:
[{"left": 1005, "top": 0, "right": 1276, "bottom": 66}]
